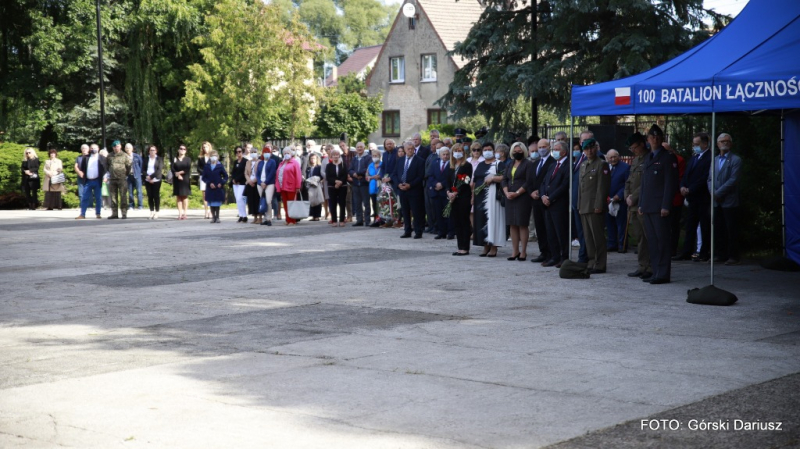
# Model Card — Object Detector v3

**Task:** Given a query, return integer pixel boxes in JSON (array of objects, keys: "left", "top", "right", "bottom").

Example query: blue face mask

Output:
[
  {"left": 693, "top": 146, "right": 702, "bottom": 155},
  {"left": 551, "top": 151, "right": 561, "bottom": 159},
  {"left": 572, "top": 150, "right": 581, "bottom": 158}
]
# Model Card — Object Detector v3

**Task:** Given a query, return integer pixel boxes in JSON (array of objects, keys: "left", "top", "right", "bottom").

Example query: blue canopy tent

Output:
[{"left": 569, "top": 0, "right": 800, "bottom": 279}]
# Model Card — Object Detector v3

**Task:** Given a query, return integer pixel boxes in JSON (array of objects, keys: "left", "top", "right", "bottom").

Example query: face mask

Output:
[
  {"left": 372, "top": 157, "right": 380, "bottom": 163},
  {"left": 210, "top": 156, "right": 218, "bottom": 163},
  {"left": 453, "top": 152, "right": 463, "bottom": 159},
  {"left": 693, "top": 146, "right": 702, "bottom": 154},
  {"left": 573, "top": 150, "right": 582, "bottom": 158},
  {"left": 552, "top": 150, "right": 561, "bottom": 159},
  {"left": 530, "top": 152, "right": 540, "bottom": 160},
  {"left": 91, "top": 148, "right": 98, "bottom": 154},
  {"left": 284, "top": 154, "right": 292, "bottom": 161},
  {"left": 272, "top": 151, "right": 279, "bottom": 156},
  {"left": 482, "top": 150, "right": 494, "bottom": 159},
  {"left": 494, "top": 153, "right": 502, "bottom": 160},
  {"left": 512, "top": 152, "right": 524, "bottom": 161},
  {"left": 538, "top": 148, "right": 550, "bottom": 158}
]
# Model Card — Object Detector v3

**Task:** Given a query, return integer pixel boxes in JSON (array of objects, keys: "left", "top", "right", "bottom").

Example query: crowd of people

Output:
[{"left": 22, "top": 124, "right": 742, "bottom": 284}]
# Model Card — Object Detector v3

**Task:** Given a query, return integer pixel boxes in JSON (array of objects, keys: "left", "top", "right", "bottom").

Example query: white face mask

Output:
[
  {"left": 530, "top": 152, "right": 540, "bottom": 160},
  {"left": 284, "top": 154, "right": 292, "bottom": 161},
  {"left": 453, "top": 152, "right": 463, "bottom": 159},
  {"left": 210, "top": 156, "right": 218, "bottom": 163},
  {"left": 372, "top": 157, "right": 380, "bottom": 163},
  {"left": 482, "top": 150, "right": 494, "bottom": 159}
]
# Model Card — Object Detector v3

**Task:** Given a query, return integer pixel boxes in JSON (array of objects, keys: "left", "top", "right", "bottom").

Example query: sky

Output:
[
  {"left": 703, "top": 0, "right": 748, "bottom": 17},
  {"left": 383, "top": 0, "right": 749, "bottom": 17}
]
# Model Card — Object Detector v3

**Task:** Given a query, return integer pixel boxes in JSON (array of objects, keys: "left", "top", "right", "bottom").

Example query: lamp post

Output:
[
  {"left": 94, "top": 0, "right": 107, "bottom": 150},
  {"left": 531, "top": 1, "right": 551, "bottom": 138}
]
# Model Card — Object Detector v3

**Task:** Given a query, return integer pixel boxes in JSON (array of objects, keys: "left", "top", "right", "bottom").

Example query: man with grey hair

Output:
[
  {"left": 394, "top": 140, "right": 426, "bottom": 238},
  {"left": 412, "top": 132, "right": 431, "bottom": 161},
  {"left": 349, "top": 141, "right": 371, "bottom": 226},
  {"left": 125, "top": 143, "right": 143, "bottom": 210},
  {"left": 530, "top": 138, "right": 555, "bottom": 263},
  {"left": 708, "top": 132, "right": 742, "bottom": 265},
  {"left": 430, "top": 129, "right": 440, "bottom": 141},
  {"left": 423, "top": 137, "right": 442, "bottom": 233},
  {"left": 540, "top": 140, "right": 571, "bottom": 267},
  {"left": 74, "top": 144, "right": 90, "bottom": 203},
  {"left": 605, "top": 149, "right": 630, "bottom": 252}
]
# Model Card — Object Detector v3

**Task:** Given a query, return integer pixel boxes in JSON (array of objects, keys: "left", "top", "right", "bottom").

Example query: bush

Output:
[{"left": 0, "top": 143, "right": 80, "bottom": 208}]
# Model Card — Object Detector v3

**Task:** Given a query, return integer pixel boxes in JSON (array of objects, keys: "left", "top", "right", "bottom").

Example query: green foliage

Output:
[
  {"left": 315, "top": 85, "right": 383, "bottom": 144},
  {"left": 440, "top": 0, "right": 716, "bottom": 129},
  {"left": 182, "top": 0, "right": 319, "bottom": 146},
  {"left": 0, "top": 144, "right": 80, "bottom": 208}
]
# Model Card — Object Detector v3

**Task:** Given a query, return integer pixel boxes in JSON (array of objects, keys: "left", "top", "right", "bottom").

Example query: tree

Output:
[
  {"left": 182, "top": 0, "right": 319, "bottom": 148},
  {"left": 439, "top": 0, "right": 725, "bottom": 136},
  {"left": 315, "top": 74, "right": 382, "bottom": 143}
]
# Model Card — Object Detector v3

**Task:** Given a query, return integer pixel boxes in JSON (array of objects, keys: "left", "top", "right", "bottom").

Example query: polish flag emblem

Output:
[{"left": 615, "top": 87, "right": 631, "bottom": 106}]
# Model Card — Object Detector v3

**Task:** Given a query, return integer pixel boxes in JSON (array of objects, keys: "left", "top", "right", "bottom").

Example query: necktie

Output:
[
  {"left": 718, "top": 156, "right": 725, "bottom": 171},
  {"left": 402, "top": 158, "right": 410, "bottom": 183},
  {"left": 551, "top": 161, "right": 560, "bottom": 180},
  {"left": 537, "top": 159, "right": 544, "bottom": 175},
  {"left": 441, "top": 161, "right": 446, "bottom": 172}
]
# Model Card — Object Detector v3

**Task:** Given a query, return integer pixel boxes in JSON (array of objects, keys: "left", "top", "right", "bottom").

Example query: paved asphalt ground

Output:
[{"left": 1, "top": 208, "right": 798, "bottom": 448}]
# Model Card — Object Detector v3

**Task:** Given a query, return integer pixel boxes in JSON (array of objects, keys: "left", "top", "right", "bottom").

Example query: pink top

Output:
[{"left": 276, "top": 159, "right": 302, "bottom": 192}]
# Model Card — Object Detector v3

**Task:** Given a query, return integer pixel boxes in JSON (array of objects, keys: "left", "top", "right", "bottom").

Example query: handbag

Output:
[
  {"left": 287, "top": 191, "right": 310, "bottom": 219},
  {"left": 50, "top": 173, "right": 66, "bottom": 184},
  {"left": 165, "top": 162, "right": 174, "bottom": 185}
]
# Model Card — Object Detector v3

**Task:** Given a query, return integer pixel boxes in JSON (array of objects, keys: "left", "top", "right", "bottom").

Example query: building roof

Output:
[
  {"left": 325, "top": 45, "right": 382, "bottom": 87},
  {"left": 418, "top": 0, "right": 485, "bottom": 68}
]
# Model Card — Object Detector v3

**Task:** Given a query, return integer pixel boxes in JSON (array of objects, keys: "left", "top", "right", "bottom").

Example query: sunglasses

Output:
[{"left": 236, "top": 150, "right": 243, "bottom": 153}]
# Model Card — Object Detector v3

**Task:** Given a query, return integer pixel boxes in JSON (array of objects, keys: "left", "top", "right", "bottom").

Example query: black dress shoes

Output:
[
  {"left": 648, "top": 278, "right": 670, "bottom": 284},
  {"left": 446, "top": 235, "right": 455, "bottom": 240},
  {"left": 435, "top": 235, "right": 444, "bottom": 240},
  {"left": 352, "top": 222, "right": 364, "bottom": 227},
  {"left": 542, "top": 260, "right": 558, "bottom": 267},
  {"left": 532, "top": 255, "right": 547, "bottom": 263},
  {"left": 413, "top": 234, "right": 422, "bottom": 239},
  {"left": 641, "top": 272, "right": 654, "bottom": 281},
  {"left": 628, "top": 270, "right": 644, "bottom": 277},
  {"left": 400, "top": 233, "right": 412, "bottom": 238},
  {"left": 452, "top": 251, "right": 469, "bottom": 256}
]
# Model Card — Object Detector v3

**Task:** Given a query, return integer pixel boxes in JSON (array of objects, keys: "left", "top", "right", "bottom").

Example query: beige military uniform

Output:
[
  {"left": 624, "top": 153, "right": 651, "bottom": 274},
  {"left": 578, "top": 157, "right": 611, "bottom": 271}
]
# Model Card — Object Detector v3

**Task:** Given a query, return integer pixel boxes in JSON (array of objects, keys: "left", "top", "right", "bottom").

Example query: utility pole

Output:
[
  {"left": 95, "top": 0, "right": 107, "bottom": 150},
  {"left": 531, "top": 2, "right": 538, "bottom": 138}
]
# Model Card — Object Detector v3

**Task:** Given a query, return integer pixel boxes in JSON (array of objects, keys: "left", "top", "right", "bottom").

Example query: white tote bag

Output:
[{"left": 287, "top": 191, "right": 310, "bottom": 219}]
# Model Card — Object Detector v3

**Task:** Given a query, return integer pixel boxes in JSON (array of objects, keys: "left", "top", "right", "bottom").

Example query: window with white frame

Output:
[
  {"left": 421, "top": 54, "right": 437, "bottom": 81},
  {"left": 390, "top": 57, "right": 405, "bottom": 83}
]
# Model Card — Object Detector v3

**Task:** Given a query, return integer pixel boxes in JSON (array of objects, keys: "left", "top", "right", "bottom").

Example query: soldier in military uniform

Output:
[
  {"left": 624, "top": 132, "right": 652, "bottom": 278},
  {"left": 638, "top": 125, "right": 678, "bottom": 284},
  {"left": 104, "top": 140, "right": 132, "bottom": 219},
  {"left": 578, "top": 138, "right": 611, "bottom": 274}
]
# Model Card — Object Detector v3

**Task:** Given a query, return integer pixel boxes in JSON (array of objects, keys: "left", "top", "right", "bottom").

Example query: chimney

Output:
[{"left": 331, "top": 66, "right": 338, "bottom": 82}]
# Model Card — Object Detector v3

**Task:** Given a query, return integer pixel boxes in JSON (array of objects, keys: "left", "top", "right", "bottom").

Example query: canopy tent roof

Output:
[{"left": 571, "top": 0, "right": 800, "bottom": 116}]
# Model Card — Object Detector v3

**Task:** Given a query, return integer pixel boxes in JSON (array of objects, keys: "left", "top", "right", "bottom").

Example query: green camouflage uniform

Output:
[{"left": 106, "top": 150, "right": 132, "bottom": 217}]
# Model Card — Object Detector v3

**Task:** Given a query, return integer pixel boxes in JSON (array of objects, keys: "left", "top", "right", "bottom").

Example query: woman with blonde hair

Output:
[
  {"left": 21, "top": 147, "right": 41, "bottom": 210},
  {"left": 43, "top": 146, "right": 66, "bottom": 210},
  {"left": 197, "top": 141, "right": 212, "bottom": 219},
  {"left": 502, "top": 141, "right": 535, "bottom": 261}
]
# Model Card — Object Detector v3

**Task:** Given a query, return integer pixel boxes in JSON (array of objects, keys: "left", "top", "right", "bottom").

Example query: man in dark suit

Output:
[
  {"left": 413, "top": 132, "right": 431, "bottom": 162},
  {"left": 348, "top": 141, "right": 371, "bottom": 226},
  {"left": 394, "top": 141, "right": 426, "bottom": 238},
  {"left": 423, "top": 138, "right": 441, "bottom": 233},
  {"left": 540, "top": 141, "right": 571, "bottom": 267},
  {"left": 605, "top": 149, "right": 630, "bottom": 252},
  {"left": 426, "top": 146, "right": 451, "bottom": 239},
  {"left": 674, "top": 132, "right": 712, "bottom": 261},
  {"left": 530, "top": 138, "right": 555, "bottom": 263},
  {"left": 708, "top": 132, "right": 742, "bottom": 265},
  {"left": 638, "top": 124, "right": 679, "bottom": 284},
  {"left": 76, "top": 143, "right": 107, "bottom": 219}
]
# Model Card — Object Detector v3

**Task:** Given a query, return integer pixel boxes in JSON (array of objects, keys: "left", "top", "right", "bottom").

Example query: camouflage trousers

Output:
[{"left": 108, "top": 178, "right": 128, "bottom": 217}]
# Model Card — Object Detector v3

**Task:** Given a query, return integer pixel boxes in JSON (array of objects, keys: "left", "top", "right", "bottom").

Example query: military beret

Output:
[
  {"left": 581, "top": 138, "right": 597, "bottom": 150},
  {"left": 625, "top": 132, "right": 645, "bottom": 147}
]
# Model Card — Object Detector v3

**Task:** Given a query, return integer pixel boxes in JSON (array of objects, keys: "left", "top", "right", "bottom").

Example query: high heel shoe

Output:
[
  {"left": 518, "top": 254, "right": 527, "bottom": 262},
  {"left": 507, "top": 254, "right": 520, "bottom": 261},
  {"left": 479, "top": 253, "right": 489, "bottom": 257}
]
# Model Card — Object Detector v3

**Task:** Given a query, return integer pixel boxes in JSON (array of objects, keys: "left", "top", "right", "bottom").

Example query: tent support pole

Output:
[
  {"left": 710, "top": 112, "right": 716, "bottom": 286},
  {"left": 569, "top": 116, "right": 574, "bottom": 260},
  {"left": 781, "top": 109, "right": 786, "bottom": 256}
]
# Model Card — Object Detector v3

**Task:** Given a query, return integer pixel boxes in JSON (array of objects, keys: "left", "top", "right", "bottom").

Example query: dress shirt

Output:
[
  {"left": 146, "top": 157, "right": 159, "bottom": 180},
  {"left": 87, "top": 154, "right": 100, "bottom": 179}
]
